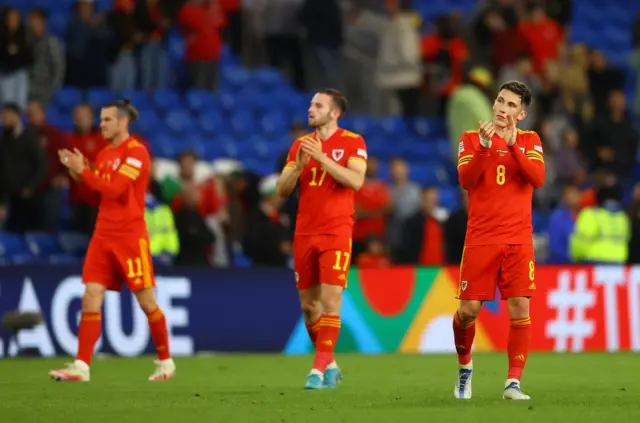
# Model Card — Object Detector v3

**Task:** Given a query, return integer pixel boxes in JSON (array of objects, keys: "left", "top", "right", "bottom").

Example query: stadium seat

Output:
[
  {"left": 186, "top": 90, "right": 217, "bottom": 113},
  {"left": 87, "top": 88, "right": 115, "bottom": 108},
  {"left": 54, "top": 87, "right": 82, "bottom": 112},
  {"left": 57, "top": 232, "right": 90, "bottom": 256},
  {"left": 0, "top": 233, "right": 32, "bottom": 262},
  {"left": 153, "top": 90, "right": 183, "bottom": 112},
  {"left": 198, "top": 111, "right": 225, "bottom": 135},
  {"left": 24, "top": 232, "right": 64, "bottom": 257},
  {"left": 120, "top": 90, "right": 151, "bottom": 109},
  {"left": 230, "top": 110, "right": 257, "bottom": 137},
  {"left": 165, "top": 110, "right": 194, "bottom": 134}
]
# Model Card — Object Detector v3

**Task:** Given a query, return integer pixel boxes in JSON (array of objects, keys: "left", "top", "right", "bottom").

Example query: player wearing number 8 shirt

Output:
[
  {"left": 452, "top": 81, "right": 545, "bottom": 401},
  {"left": 49, "top": 98, "right": 175, "bottom": 382},
  {"left": 276, "top": 89, "right": 367, "bottom": 390}
]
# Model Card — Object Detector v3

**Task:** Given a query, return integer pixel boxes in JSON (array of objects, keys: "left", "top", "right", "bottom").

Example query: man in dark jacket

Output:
[{"left": 0, "top": 103, "right": 47, "bottom": 232}]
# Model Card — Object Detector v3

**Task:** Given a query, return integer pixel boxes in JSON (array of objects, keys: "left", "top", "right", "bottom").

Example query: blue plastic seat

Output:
[
  {"left": 379, "top": 116, "right": 407, "bottom": 137},
  {"left": 198, "top": 110, "right": 225, "bottom": 135},
  {"left": 165, "top": 110, "right": 194, "bottom": 134},
  {"left": 153, "top": 90, "right": 182, "bottom": 112},
  {"left": 57, "top": 232, "right": 90, "bottom": 256},
  {"left": 186, "top": 90, "right": 217, "bottom": 113},
  {"left": 220, "top": 66, "right": 250, "bottom": 92},
  {"left": 147, "top": 133, "right": 176, "bottom": 158},
  {"left": 24, "top": 232, "right": 63, "bottom": 257},
  {"left": 120, "top": 90, "right": 151, "bottom": 110},
  {"left": 230, "top": 110, "right": 257, "bottom": 137},
  {"left": 54, "top": 87, "right": 82, "bottom": 111},
  {"left": 134, "top": 109, "right": 165, "bottom": 135},
  {"left": 252, "top": 67, "right": 286, "bottom": 92},
  {"left": 87, "top": 88, "right": 115, "bottom": 108},
  {"left": 0, "top": 233, "right": 32, "bottom": 260},
  {"left": 260, "top": 110, "right": 289, "bottom": 136}
]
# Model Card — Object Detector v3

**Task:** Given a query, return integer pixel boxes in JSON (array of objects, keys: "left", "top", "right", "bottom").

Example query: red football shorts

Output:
[
  {"left": 457, "top": 244, "right": 536, "bottom": 301},
  {"left": 82, "top": 236, "right": 156, "bottom": 292},
  {"left": 293, "top": 234, "right": 352, "bottom": 290}
]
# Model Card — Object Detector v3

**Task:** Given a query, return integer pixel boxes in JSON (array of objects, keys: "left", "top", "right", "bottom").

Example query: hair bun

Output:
[{"left": 123, "top": 97, "right": 131, "bottom": 106}]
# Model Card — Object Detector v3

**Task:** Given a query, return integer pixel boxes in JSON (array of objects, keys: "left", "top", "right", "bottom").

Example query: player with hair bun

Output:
[{"left": 50, "top": 98, "right": 175, "bottom": 382}]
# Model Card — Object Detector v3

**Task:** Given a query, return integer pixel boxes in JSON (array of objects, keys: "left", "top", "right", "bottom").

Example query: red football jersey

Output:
[
  {"left": 78, "top": 137, "right": 151, "bottom": 238},
  {"left": 457, "top": 129, "right": 545, "bottom": 245},
  {"left": 286, "top": 128, "right": 368, "bottom": 236}
]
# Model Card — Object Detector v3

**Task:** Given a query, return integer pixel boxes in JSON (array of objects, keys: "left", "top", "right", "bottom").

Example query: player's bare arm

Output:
[
  {"left": 301, "top": 137, "right": 366, "bottom": 191},
  {"left": 276, "top": 143, "right": 309, "bottom": 197}
]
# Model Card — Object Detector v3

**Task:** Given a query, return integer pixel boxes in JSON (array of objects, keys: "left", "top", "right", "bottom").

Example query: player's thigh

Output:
[
  {"left": 82, "top": 239, "right": 120, "bottom": 291},
  {"left": 498, "top": 244, "right": 536, "bottom": 300},
  {"left": 293, "top": 235, "right": 320, "bottom": 290},
  {"left": 458, "top": 245, "right": 502, "bottom": 301},
  {"left": 113, "top": 236, "right": 156, "bottom": 293},
  {"left": 318, "top": 235, "right": 351, "bottom": 289}
]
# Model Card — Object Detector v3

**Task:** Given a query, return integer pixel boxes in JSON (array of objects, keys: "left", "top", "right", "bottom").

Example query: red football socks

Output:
[
  {"left": 453, "top": 311, "right": 476, "bottom": 365},
  {"left": 312, "top": 315, "right": 341, "bottom": 372},
  {"left": 305, "top": 317, "right": 321, "bottom": 348},
  {"left": 147, "top": 308, "right": 171, "bottom": 361},
  {"left": 76, "top": 312, "right": 102, "bottom": 365},
  {"left": 507, "top": 317, "right": 531, "bottom": 380}
]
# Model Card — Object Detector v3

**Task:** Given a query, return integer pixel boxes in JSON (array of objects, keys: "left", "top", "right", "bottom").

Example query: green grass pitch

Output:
[{"left": 1, "top": 353, "right": 639, "bottom": 422}]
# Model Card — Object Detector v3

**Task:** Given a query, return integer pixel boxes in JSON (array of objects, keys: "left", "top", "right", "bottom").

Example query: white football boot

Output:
[
  {"left": 453, "top": 361, "right": 473, "bottom": 399},
  {"left": 502, "top": 378, "right": 531, "bottom": 400},
  {"left": 148, "top": 359, "right": 176, "bottom": 381},
  {"left": 49, "top": 360, "right": 90, "bottom": 382}
]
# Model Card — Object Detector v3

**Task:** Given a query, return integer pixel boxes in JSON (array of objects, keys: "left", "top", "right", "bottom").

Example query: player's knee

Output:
[
  {"left": 82, "top": 283, "right": 106, "bottom": 312},
  {"left": 300, "top": 299, "right": 321, "bottom": 320},
  {"left": 458, "top": 300, "right": 481, "bottom": 322},
  {"left": 320, "top": 295, "right": 341, "bottom": 315},
  {"left": 134, "top": 288, "right": 158, "bottom": 314},
  {"left": 507, "top": 297, "right": 530, "bottom": 319}
]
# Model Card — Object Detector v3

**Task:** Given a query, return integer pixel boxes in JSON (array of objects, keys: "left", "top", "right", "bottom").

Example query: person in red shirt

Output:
[
  {"left": 178, "top": 0, "right": 225, "bottom": 90},
  {"left": 517, "top": 2, "right": 563, "bottom": 76},
  {"left": 67, "top": 103, "right": 109, "bottom": 233},
  {"left": 276, "top": 89, "right": 367, "bottom": 389},
  {"left": 355, "top": 236, "right": 390, "bottom": 268},
  {"left": 453, "top": 81, "right": 545, "bottom": 400},
  {"left": 50, "top": 98, "right": 174, "bottom": 383},
  {"left": 26, "top": 100, "right": 72, "bottom": 232},
  {"left": 353, "top": 157, "right": 391, "bottom": 258}
]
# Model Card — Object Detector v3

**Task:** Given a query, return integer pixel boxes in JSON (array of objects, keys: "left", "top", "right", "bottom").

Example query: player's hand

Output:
[
  {"left": 505, "top": 115, "right": 517, "bottom": 146},
  {"left": 295, "top": 144, "right": 311, "bottom": 171},
  {"left": 300, "top": 136, "right": 324, "bottom": 162},
  {"left": 478, "top": 120, "right": 495, "bottom": 148},
  {"left": 59, "top": 148, "right": 87, "bottom": 174}
]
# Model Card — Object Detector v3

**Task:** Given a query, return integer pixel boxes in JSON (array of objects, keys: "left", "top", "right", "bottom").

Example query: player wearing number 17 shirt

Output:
[
  {"left": 276, "top": 89, "right": 367, "bottom": 390},
  {"left": 49, "top": 99, "right": 175, "bottom": 382},
  {"left": 452, "top": 81, "right": 545, "bottom": 401}
]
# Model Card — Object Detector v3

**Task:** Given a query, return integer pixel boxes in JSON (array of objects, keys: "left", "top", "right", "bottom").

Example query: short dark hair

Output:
[
  {"left": 29, "top": 8, "right": 48, "bottom": 20},
  {"left": 103, "top": 97, "right": 139, "bottom": 123},
  {"left": 2, "top": 102, "right": 21, "bottom": 115},
  {"left": 498, "top": 81, "right": 533, "bottom": 108},
  {"left": 318, "top": 88, "right": 348, "bottom": 119}
]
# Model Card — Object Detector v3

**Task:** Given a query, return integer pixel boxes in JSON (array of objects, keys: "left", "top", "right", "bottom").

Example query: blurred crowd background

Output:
[{"left": 1, "top": 0, "right": 640, "bottom": 269}]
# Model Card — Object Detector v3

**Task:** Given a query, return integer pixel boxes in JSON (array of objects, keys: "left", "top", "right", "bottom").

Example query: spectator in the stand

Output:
[
  {"left": 65, "top": 0, "right": 109, "bottom": 89},
  {"left": 221, "top": 0, "right": 242, "bottom": 56},
  {"left": 178, "top": 0, "right": 226, "bottom": 91},
  {"left": 134, "top": 0, "right": 170, "bottom": 91},
  {"left": 471, "top": 0, "right": 519, "bottom": 70},
  {"left": 67, "top": 103, "right": 108, "bottom": 233},
  {"left": 257, "top": 0, "right": 306, "bottom": 91},
  {"left": 571, "top": 182, "right": 630, "bottom": 264},
  {"left": 588, "top": 50, "right": 625, "bottom": 118},
  {"left": 444, "top": 190, "right": 467, "bottom": 265},
  {"left": 446, "top": 67, "right": 493, "bottom": 160},
  {"left": 589, "top": 90, "right": 637, "bottom": 180},
  {"left": 145, "top": 192, "right": 179, "bottom": 265},
  {"left": 376, "top": 0, "right": 422, "bottom": 117},
  {"left": 174, "top": 184, "right": 215, "bottom": 267},
  {"left": 26, "top": 101, "right": 72, "bottom": 233},
  {"left": 299, "top": 0, "right": 343, "bottom": 90},
  {"left": 559, "top": 44, "right": 590, "bottom": 118},
  {"left": 0, "top": 103, "right": 47, "bottom": 233},
  {"left": 107, "top": 0, "right": 139, "bottom": 91},
  {"left": 421, "top": 14, "right": 469, "bottom": 114},
  {"left": 355, "top": 235, "right": 390, "bottom": 268},
  {"left": 627, "top": 183, "right": 640, "bottom": 264},
  {"left": 0, "top": 8, "right": 32, "bottom": 110},
  {"left": 242, "top": 174, "right": 292, "bottom": 267},
  {"left": 554, "top": 126, "right": 585, "bottom": 187},
  {"left": 387, "top": 157, "right": 421, "bottom": 260},
  {"left": 517, "top": 1, "right": 563, "bottom": 76},
  {"left": 27, "top": 9, "right": 65, "bottom": 106},
  {"left": 353, "top": 157, "right": 391, "bottom": 258},
  {"left": 397, "top": 186, "right": 444, "bottom": 265},
  {"left": 547, "top": 184, "right": 580, "bottom": 264}
]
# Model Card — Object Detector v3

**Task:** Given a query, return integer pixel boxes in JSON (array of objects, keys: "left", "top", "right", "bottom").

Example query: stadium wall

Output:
[{"left": 0, "top": 265, "right": 639, "bottom": 358}]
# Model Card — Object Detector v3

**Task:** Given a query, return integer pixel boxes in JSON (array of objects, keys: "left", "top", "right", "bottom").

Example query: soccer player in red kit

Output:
[
  {"left": 49, "top": 99, "right": 175, "bottom": 382},
  {"left": 453, "top": 81, "right": 545, "bottom": 400},
  {"left": 276, "top": 89, "right": 367, "bottom": 390}
]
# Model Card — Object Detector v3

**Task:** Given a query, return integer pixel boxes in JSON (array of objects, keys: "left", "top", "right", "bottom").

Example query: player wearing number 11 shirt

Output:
[
  {"left": 49, "top": 99, "right": 174, "bottom": 382},
  {"left": 276, "top": 89, "right": 367, "bottom": 390},
  {"left": 453, "top": 81, "right": 545, "bottom": 401}
]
